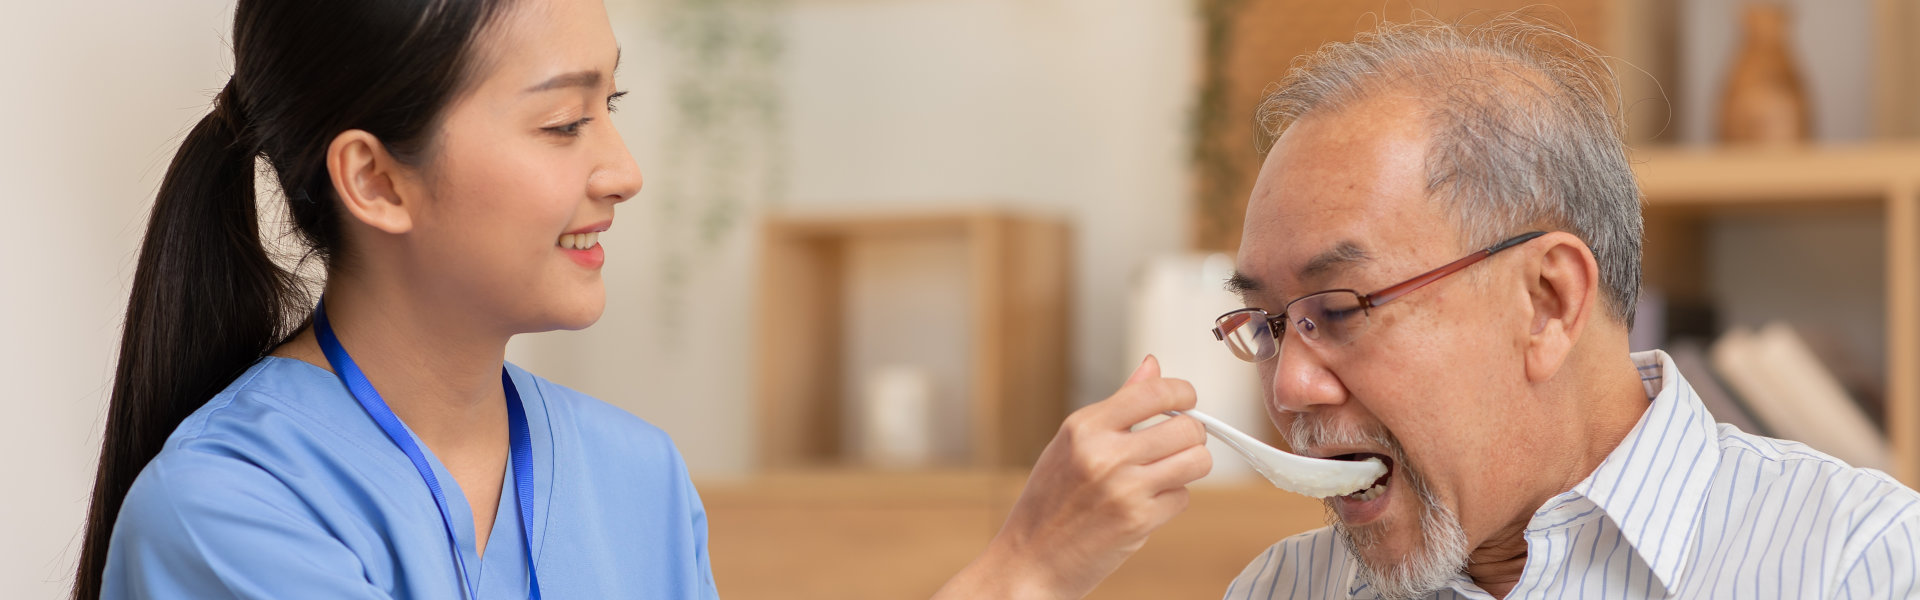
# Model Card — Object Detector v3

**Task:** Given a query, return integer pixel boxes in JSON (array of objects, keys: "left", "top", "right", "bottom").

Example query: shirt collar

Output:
[
  {"left": 1545, "top": 349, "right": 1722, "bottom": 594},
  {"left": 1340, "top": 351, "right": 1719, "bottom": 598}
]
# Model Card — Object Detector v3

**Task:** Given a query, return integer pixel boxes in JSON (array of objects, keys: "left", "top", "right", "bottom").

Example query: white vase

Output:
[{"left": 854, "top": 366, "right": 936, "bottom": 469}]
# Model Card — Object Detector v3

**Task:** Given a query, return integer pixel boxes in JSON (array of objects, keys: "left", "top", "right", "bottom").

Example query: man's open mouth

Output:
[{"left": 1328, "top": 453, "right": 1395, "bottom": 501}]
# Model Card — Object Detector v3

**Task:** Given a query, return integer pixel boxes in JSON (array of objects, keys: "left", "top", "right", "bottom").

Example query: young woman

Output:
[{"left": 75, "top": 0, "right": 1211, "bottom": 597}]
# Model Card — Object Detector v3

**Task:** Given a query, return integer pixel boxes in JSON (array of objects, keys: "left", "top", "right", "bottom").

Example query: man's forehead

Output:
[{"left": 1235, "top": 99, "right": 1440, "bottom": 301}]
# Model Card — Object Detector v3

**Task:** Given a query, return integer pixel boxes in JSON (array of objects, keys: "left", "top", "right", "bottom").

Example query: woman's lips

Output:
[
  {"left": 558, "top": 228, "right": 606, "bottom": 269},
  {"left": 559, "top": 233, "right": 604, "bottom": 269}
]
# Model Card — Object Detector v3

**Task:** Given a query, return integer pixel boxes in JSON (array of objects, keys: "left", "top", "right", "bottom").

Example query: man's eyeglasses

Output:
[{"left": 1212, "top": 231, "right": 1548, "bottom": 362}]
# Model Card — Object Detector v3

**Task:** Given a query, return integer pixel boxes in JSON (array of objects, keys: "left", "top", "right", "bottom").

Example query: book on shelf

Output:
[
  {"left": 1665, "top": 338, "right": 1770, "bottom": 437},
  {"left": 1708, "top": 322, "right": 1891, "bottom": 470}
]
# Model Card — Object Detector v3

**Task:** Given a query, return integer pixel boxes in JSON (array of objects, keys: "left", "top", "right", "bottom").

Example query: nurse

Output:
[{"left": 73, "top": 0, "right": 1212, "bottom": 598}]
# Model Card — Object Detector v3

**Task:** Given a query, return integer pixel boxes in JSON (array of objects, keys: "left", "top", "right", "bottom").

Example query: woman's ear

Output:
[
  {"left": 1522, "top": 232, "right": 1600, "bottom": 383},
  {"left": 326, "top": 129, "right": 414, "bottom": 235}
]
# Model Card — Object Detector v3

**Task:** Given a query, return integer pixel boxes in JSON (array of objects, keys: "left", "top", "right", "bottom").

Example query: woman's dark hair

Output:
[{"left": 75, "top": 0, "right": 508, "bottom": 597}]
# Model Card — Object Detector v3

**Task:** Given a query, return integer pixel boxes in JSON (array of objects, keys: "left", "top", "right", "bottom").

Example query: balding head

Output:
[{"left": 1257, "top": 16, "right": 1643, "bottom": 326}]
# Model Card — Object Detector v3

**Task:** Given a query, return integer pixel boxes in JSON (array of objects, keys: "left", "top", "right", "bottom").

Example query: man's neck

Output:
[{"left": 1464, "top": 351, "right": 1653, "bottom": 598}]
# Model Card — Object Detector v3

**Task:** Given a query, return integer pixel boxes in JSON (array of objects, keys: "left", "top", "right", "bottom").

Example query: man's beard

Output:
[{"left": 1288, "top": 418, "right": 1470, "bottom": 600}]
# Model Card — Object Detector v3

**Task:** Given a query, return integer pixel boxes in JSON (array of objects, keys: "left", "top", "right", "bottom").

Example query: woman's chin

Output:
[
  {"left": 524, "top": 297, "right": 607, "bottom": 333},
  {"left": 555, "top": 305, "right": 606, "bottom": 331}
]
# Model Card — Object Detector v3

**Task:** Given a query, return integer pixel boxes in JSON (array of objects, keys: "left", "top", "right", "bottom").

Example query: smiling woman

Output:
[
  {"left": 78, "top": 0, "right": 1220, "bottom": 598},
  {"left": 79, "top": 0, "right": 671, "bottom": 596},
  {"left": 84, "top": 0, "right": 668, "bottom": 596}
]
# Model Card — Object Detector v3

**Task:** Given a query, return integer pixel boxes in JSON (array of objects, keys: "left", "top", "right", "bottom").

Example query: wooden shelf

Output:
[
  {"left": 1631, "top": 143, "right": 1920, "bottom": 485},
  {"left": 699, "top": 469, "right": 1327, "bottom": 600},
  {"left": 755, "top": 211, "right": 1072, "bottom": 470},
  {"left": 1633, "top": 143, "right": 1920, "bottom": 204}
]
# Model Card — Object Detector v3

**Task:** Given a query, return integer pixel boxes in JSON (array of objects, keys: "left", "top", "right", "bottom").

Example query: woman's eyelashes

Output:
[
  {"left": 541, "top": 92, "right": 627, "bottom": 138},
  {"left": 543, "top": 117, "right": 593, "bottom": 137}
]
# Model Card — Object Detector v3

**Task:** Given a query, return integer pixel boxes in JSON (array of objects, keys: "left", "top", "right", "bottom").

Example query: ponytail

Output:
[
  {"left": 73, "top": 80, "right": 305, "bottom": 599},
  {"left": 75, "top": 0, "right": 511, "bottom": 595}
]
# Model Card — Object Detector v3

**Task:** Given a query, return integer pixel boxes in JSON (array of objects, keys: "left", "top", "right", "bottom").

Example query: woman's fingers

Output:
[
  {"left": 952, "top": 356, "right": 1217, "bottom": 600},
  {"left": 1138, "top": 442, "right": 1213, "bottom": 493},
  {"left": 1051, "top": 377, "right": 1203, "bottom": 482},
  {"left": 1080, "top": 376, "right": 1198, "bottom": 432},
  {"left": 1124, "top": 414, "right": 1208, "bottom": 466},
  {"left": 1124, "top": 354, "right": 1162, "bottom": 385}
]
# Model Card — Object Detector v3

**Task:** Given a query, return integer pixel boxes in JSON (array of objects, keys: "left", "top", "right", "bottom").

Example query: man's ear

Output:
[
  {"left": 326, "top": 129, "right": 414, "bottom": 235},
  {"left": 1522, "top": 232, "right": 1600, "bottom": 383}
]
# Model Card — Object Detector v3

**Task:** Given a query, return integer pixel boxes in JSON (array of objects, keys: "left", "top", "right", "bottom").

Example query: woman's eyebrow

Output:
[
  {"left": 523, "top": 48, "right": 622, "bottom": 94},
  {"left": 524, "top": 70, "right": 601, "bottom": 93}
]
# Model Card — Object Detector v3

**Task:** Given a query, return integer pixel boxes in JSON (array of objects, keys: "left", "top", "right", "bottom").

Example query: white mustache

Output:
[{"left": 1285, "top": 417, "right": 1402, "bottom": 460}]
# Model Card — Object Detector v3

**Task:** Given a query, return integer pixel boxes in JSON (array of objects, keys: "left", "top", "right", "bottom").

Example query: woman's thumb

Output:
[{"left": 1126, "top": 354, "right": 1161, "bottom": 385}]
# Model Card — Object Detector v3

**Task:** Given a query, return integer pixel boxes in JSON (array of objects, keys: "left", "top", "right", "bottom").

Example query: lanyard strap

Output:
[{"left": 314, "top": 302, "right": 542, "bottom": 599}]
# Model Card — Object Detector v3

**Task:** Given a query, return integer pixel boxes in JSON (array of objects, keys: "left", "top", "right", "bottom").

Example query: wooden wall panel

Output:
[{"left": 1193, "top": 0, "right": 1615, "bottom": 252}]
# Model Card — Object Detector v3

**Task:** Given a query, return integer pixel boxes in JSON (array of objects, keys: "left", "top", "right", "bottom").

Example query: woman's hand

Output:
[{"left": 934, "top": 355, "right": 1212, "bottom": 600}]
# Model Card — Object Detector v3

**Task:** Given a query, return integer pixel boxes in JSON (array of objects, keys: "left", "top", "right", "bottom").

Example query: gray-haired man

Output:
[{"left": 1213, "top": 18, "right": 1919, "bottom": 600}]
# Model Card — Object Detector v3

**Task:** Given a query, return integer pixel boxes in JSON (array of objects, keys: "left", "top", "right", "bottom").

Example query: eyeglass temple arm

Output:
[
  {"left": 1486, "top": 230, "right": 1549, "bottom": 254},
  {"left": 1365, "top": 231, "right": 1548, "bottom": 308}
]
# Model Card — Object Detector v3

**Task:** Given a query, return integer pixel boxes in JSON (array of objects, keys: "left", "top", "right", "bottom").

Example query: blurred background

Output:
[{"left": 2, "top": 0, "right": 1915, "bottom": 598}]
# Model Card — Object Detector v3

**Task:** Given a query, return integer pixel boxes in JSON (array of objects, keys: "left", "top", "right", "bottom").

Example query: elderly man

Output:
[{"left": 1210, "top": 18, "right": 1920, "bottom": 600}]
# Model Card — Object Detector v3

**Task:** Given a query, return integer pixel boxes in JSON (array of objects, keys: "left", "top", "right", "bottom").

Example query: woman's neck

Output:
[
  {"left": 276, "top": 276, "right": 512, "bottom": 452},
  {"left": 276, "top": 274, "right": 515, "bottom": 555}
]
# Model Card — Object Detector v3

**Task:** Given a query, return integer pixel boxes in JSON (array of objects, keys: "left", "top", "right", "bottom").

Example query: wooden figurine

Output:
[{"left": 1719, "top": 3, "right": 1812, "bottom": 144}]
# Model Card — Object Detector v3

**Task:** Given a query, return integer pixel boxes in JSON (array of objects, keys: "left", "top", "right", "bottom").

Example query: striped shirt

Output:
[{"left": 1223, "top": 350, "right": 1920, "bottom": 599}]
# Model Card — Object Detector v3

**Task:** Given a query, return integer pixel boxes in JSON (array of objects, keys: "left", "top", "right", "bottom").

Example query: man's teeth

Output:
[
  {"left": 559, "top": 232, "right": 600, "bottom": 250},
  {"left": 1347, "top": 481, "right": 1388, "bottom": 501}
]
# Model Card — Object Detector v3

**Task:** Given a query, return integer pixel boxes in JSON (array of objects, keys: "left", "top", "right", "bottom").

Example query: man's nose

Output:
[{"left": 1267, "top": 340, "right": 1347, "bottom": 413}]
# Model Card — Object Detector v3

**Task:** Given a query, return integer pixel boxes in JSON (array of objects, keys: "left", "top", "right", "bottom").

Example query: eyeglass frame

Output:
[{"left": 1211, "top": 230, "right": 1549, "bottom": 360}]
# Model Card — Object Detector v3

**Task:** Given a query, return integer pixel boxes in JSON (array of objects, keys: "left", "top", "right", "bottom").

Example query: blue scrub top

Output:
[{"left": 103, "top": 357, "right": 720, "bottom": 599}]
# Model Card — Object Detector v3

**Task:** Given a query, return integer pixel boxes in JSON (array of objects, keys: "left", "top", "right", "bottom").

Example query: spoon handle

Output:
[{"left": 1164, "top": 410, "right": 1266, "bottom": 468}]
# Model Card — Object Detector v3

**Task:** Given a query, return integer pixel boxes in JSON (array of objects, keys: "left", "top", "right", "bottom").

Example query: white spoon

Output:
[{"left": 1168, "top": 409, "right": 1386, "bottom": 498}]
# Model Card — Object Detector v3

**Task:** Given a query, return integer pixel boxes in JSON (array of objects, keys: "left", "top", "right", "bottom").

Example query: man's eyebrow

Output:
[
  {"left": 1225, "top": 271, "right": 1261, "bottom": 295},
  {"left": 1225, "top": 241, "right": 1370, "bottom": 299},
  {"left": 1300, "top": 241, "right": 1371, "bottom": 280},
  {"left": 523, "top": 48, "right": 622, "bottom": 94}
]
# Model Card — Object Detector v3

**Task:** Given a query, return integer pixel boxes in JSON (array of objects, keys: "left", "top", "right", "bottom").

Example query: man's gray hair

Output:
[{"left": 1258, "top": 16, "right": 1643, "bottom": 325}]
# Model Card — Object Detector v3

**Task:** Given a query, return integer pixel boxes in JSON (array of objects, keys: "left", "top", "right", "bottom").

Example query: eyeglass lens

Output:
[{"left": 1215, "top": 291, "right": 1370, "bottom": 363}]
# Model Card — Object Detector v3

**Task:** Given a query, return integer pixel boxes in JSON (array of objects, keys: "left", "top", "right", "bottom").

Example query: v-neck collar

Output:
[
  {"left": 266, "top": 356, "right": 552, "bottom": 593},
  {"left": 416, "top": 448, "right": 522, "bottom": 592}
]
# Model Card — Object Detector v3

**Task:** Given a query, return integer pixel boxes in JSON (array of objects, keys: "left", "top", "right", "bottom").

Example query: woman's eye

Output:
[
  {"left": 544, "top": 117, "right": 592, "bottom": 137},
  {"left": 607, "top": 90, "right": 628, "bottom": 113}
]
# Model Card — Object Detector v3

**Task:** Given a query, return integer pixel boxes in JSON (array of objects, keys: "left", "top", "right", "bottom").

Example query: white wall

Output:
[
  {"left": 513, "top": 0, "right": 1200, "bottom": 474},
  {"left": 2, "top": 0, "right": 1198, "bottom": 594},
  {"left": 0, "top": 1, "right": 239, "bottom": 595},
  {"left": 783, "top": 0, "right": 1201, "bottom": 418}
]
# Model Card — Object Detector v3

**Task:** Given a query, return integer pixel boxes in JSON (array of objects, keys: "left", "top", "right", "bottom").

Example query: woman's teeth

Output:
[{"left": 559, "top": 232, "right": 599, "bottom": 250}]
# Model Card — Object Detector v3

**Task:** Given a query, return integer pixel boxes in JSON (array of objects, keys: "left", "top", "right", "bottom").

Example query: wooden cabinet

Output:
[
  {"left": 701, "top": 470, "right": 1329, "bottom": 600},
  {"left": 700, "top": 471, "right": 1009, "bottom": 600},
  {"left": 756, "top": 212, "right": 1071, "bottom": 470}
]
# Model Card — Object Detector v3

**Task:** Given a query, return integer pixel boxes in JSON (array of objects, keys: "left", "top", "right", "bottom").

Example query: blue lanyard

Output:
[{"left": 313, "top": 301, "right": 542, "bottom": 599}]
